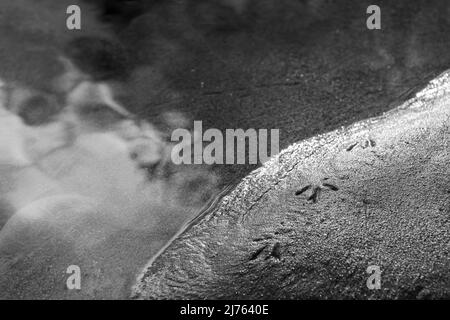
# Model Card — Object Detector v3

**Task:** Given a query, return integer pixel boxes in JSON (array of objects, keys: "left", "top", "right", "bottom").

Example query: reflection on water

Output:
[{"left": 0, "top": 72, "right": 219, "bottom": 299}]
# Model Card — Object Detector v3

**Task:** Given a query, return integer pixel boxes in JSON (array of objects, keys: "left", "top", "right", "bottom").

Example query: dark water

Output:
[{"left": 98, "top": 0, "right": 450, "bottom": 186}]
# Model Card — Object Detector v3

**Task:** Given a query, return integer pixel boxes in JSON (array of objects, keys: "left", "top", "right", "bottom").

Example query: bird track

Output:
[{"left": 295, "top": 178, "right": 339, "bottom": 203}]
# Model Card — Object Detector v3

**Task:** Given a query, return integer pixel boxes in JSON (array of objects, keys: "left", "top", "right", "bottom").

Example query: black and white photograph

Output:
[{"left": 0, "top": 0, "right": 449, "bottom": 306}]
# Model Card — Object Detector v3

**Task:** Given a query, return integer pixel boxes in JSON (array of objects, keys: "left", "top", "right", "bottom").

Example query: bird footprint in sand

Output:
[{"left": 295, "top": 178, "right": 339, "bottom": 203}]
